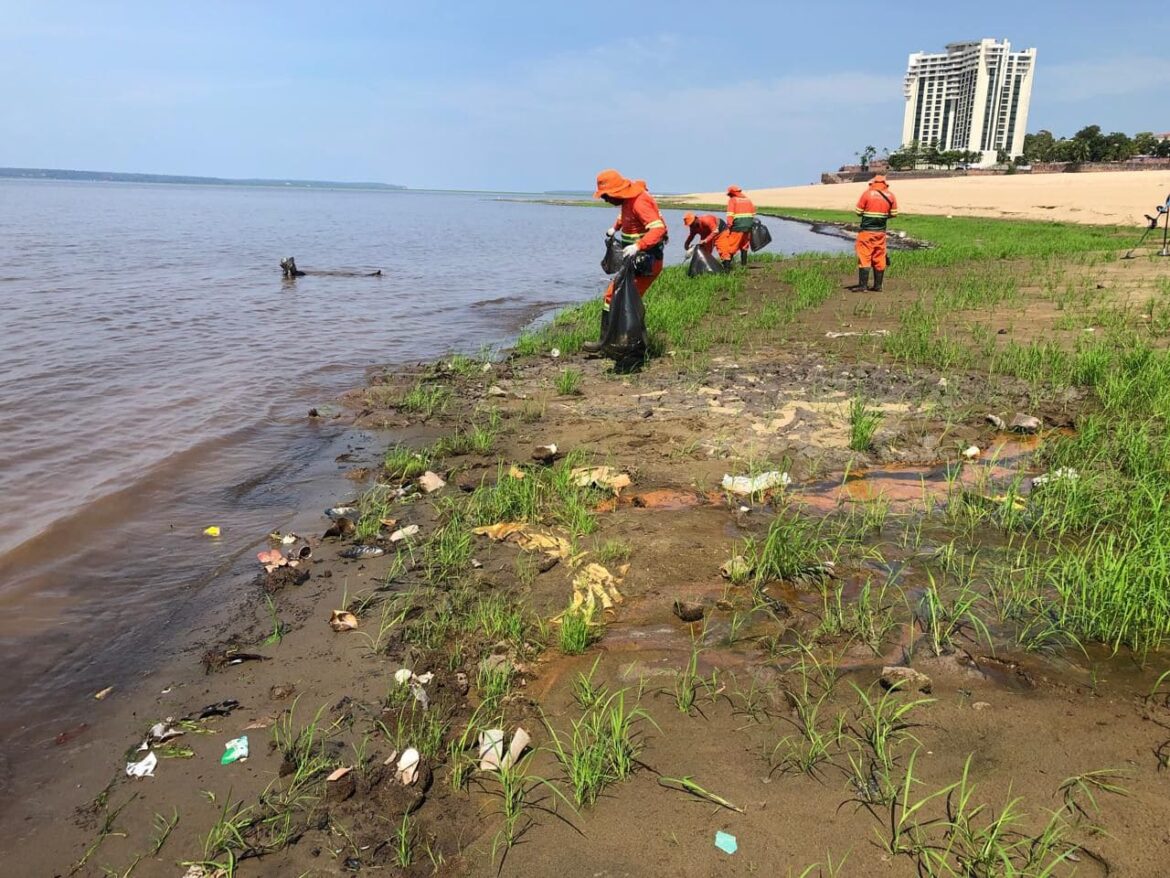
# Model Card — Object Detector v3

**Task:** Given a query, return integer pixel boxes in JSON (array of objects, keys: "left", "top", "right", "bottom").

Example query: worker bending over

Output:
[
  {"left": 582, "top": 169, "right": 667, "bottom": 354},
  {"left": 851, "top": 175, "right": 898, "bottom": 292},
  {"left": 682, "top": 212, "right": 721, "bottom": 255},
  {"left": 714, "top": 186, "right": 755, "bottom": 268}
]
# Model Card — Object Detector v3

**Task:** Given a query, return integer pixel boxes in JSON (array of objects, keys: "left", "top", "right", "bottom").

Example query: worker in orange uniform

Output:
[
  {"left": 713, "top": 186, "right": 755, "bottom": 268},
  {"left": 682, "top": 212, "right": 721, "bottom": 256},
  {"left": 851, "top": 175, "right": 898, "bottom": 292},
  {"left": 582, "top": 169, "right": 667, "bottom": 354}
]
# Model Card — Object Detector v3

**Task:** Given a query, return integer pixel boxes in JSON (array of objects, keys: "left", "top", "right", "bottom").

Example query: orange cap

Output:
[
  {"left": 683, "top": 212, "right": 696, "bottom": 225},
  {"left": 594, "top": 169, "right": 643, "bottom": 199},
  {"left": 727, "top": 185, "right": 743, "bottom": 196}
]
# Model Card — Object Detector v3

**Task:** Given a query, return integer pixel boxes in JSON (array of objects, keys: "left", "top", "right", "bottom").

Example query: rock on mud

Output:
[
  {"left": 880, "top": 666, "right": 932, "bottom": 694},
  {"left": 672, "top": 600, "right": 705, "bottom": 623},
  {"left": 260, "top": 566, "right": 309, "bottom": 593},
  {"left": 1009, "top": 413, "right": 1042, "bottom": 434}
]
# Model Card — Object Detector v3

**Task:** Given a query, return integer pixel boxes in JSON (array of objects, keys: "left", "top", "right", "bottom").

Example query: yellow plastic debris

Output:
[
  {"left": 203, "top": 526, "right": 221, "bottom": 537},
  {"left": 571, "top": 466, "right": 632, "bottom": 496}
]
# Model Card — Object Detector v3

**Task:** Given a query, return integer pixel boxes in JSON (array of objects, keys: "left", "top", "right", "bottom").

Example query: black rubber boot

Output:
[
  {"left": 870, "top": 269, "right": 884, "bottom": 292},
  {"left": 581, "top": 310, "right": 609, "bottom": 354},
  {"left": 848, "top": 268, "right": 869, "bottom": 291},
  {"left": 739, "top": 249, "right": 749, "bottom": 267},
  {"left": 721, "top": 260, "right": 733, "bottom": 271}
]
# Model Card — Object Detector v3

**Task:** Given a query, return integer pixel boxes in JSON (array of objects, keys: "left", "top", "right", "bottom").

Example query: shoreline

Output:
[{"left": 11, "top": 211, "right": 1170, "bottom": 875}]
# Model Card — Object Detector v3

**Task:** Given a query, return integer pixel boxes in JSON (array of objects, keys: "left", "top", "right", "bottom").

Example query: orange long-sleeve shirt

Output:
[
  {"left": 727, "top": 195, "right": 756, "bottom": 231},
  {"left": 613, "top": 189, "right": 667, "bottom": 251},
  {"left": 684, "top": 215, "right": 720, "bottom": 248}
]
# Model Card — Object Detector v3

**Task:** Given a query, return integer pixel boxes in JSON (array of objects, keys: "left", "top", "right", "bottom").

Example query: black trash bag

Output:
[
  {"left": 601, "top": 264, "right": 648, "bottom": 370},
  {"left": 750, "top": 218, "right": 773, "bottom": 251},
  {"left": 687, "top": 246, "right": 727, "bottom": 277},
  {"left": 601, "top": 235, "right": 624, "bottom": 274}
]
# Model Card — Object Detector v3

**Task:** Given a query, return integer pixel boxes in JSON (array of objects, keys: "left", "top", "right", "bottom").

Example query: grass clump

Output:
[
  {"left": 848, "top": 396, "right": 884, "bottom": 452},
  {"left": 400, "top": 381, "right": 451, "bottom": 417},
  {"left": 555, "top": 368, "right": 583, "bottom": 396},
  {"left": 558, "top": 605, "right": 598, "bottom": 655},
  {"left": 543, "top": 689, "right": 656, "bottom": 807}
]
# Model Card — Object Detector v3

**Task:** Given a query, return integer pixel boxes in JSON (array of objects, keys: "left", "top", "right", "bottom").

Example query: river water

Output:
[{"left": 0, "top": 180, "right": 851, "bottom": 751}]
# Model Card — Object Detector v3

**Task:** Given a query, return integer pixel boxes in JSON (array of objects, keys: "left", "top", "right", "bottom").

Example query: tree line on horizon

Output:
[{"left": 855, "top": 127, "right": 1170, "bottom": 173}]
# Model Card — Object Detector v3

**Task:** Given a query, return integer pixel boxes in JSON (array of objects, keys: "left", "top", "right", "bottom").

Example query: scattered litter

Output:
[
  {"left": 125, "top": 751, "right": 157, "bottom": 778},
  {"left": 508, "top": 465, "right": 526, "bottom": 480},
  {"left": 379, "top": 517, "right": 399, "bottom": 529},
  {"left": 532, "top": 443, "right": 559, "bottom": 463},
  {"left": 142, "top": 720, "right": 184, "bottom": 749},
  {"left": 721, "top": 471, "right": 790, "bottom": 496},
  {"left": 221, "top": 735, "right": 249, "bottom": 764},
  {"left": 397, "top": 748, "right": 421, "bottom": 785},
  {"left": 418, "top": 471, "right": 446, "bottom": 493},
  {"left": 390, "top": 524, "right": 420, "bottom": 542},
  {"left": 473, "top": 523, "right": 572, "bottom": 562},
  {"left": 257, "top": 548, "right": 288, "bottom": 573},
  {"left": 560, "top": 563, "right": 624, "bottom": 618},
  {"left": 470, "top": 558, "right": 483, "bottom": 569},
  {"left": 481, "top": 362, "right": 493, "bottom": 372},
  {"left": 383, "top": 749, "right": 399, "bottom": 766},
  {"left": 341, "top": 545, "right": 384, "bottom": 559},
  {"left": 937, "top": 377, "right": 948, "bottom": 389},
  {"left": 973, "top": 492, "right": 1026, "bottom": 511},
  {"left": 182, "top": 866, "right": 224, "bottom": 878},
  {"left": 972, "top": 701, "right": 991, "bottom": 711},
  {"left": 394, "top": 668, "right": 413, "bottom": 686},
  {"left": 714, "top": 831, "right": 738, "bottom": 855},
  {"left": 188, "top": 700, "right": 240, "bottom": 721},
  {"left": 487, "top": 385, "right": 507, "bottom": 398},
  {"left": 324, "top": 517, "right": 356, "bottom": 538},
  {"left": 478, "top": 727, "right": 531, "bottom": 771},
  {"left": 202, "top": 648, "right": 269, "bottom": 672},
  {"left": 961, "top": 445, "right": 980, "bottom": 460},
  {"left": 1032, "top": 467, "right": 1079, "bottom": 487},
  {"left": 720, "top": 556, "right": 752, "bottom": 580},
  {"left": 242, "top": 716, "right": 276, "bottom": 731},
  {"left": 550, "top": 348, "right": 561, "bottom": 359},
  {"left": 325, "top": 506, "right": 358, "bottom": 519},
  {"left": 327, "top": 766, "right": 353, "bottom": 783},
  {"left": 329, "top": 610, "right": 359, "bottom": 632},
  {"left": 571, "top": 466, "right": 632, "bottom": 496},
  {"left": 94, "top": 686, "right": 114, "bottom": 700},
  {"left": 824, "top": 329, "right": 890, "bottom": 339},
  {"left": 479, "top": 729, "right": 504, "bottom": 771},
  {"left": 986, "top": 414, "right": 1006, "bottom": 430},
  {"left": 658, "top": 776, "right": 744, "bottom": 813},
  {"left": 203, "top": 526, "right": 221, "bottom": 537}
]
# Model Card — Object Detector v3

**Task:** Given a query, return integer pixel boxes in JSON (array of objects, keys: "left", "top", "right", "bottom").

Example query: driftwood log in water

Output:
[{"left": 281, "top": 256, "right": 381, "bottom": 278}]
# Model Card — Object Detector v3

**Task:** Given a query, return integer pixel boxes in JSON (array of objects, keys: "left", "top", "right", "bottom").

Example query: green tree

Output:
[
  {"left": 1101, "top": 131, "right": 1135, "bottom": 162},
  {"left": 1134, "top": 131, "right": 1159, "bottom": 156},
  {"left": 1073, "top": 125, "right": 1105, "bottom": 161},
  {"left": 1157, "top": 139, "right": 1170, "bottom": 159},
  {"left": 1023, "top": 130, "right": 1056, "bottom": 162},
  {"left": 996, "top": 147, "right": 1010, "bottom": 165},
  {"left": 856, "top": 145, "right": 878, "bottom": 170}
]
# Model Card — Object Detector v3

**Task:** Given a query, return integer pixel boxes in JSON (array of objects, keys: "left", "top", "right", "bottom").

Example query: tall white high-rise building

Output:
[{"left": 902, "top": 39, "right": 1037, "bottom": 166}]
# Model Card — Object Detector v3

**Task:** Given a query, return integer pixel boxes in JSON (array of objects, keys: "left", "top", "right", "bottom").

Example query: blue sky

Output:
[{"left": 3, "top": 1, "right": 1168, "bottom": 191}]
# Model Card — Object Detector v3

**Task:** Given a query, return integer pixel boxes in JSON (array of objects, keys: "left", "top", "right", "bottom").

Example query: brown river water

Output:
[{"left": 0, "top": 180, "right": 851, "bottom": 762}]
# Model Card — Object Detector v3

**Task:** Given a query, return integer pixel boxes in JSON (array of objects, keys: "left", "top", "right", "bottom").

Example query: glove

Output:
[
  {"left": 605, "top": 227, "right": 616, "bottom": 238},
  {"left": 684, "top": 245, "right": 695, "bottom": 258},
  {"left": 621, "top": 244, "right": 639, "bottom": 260}
]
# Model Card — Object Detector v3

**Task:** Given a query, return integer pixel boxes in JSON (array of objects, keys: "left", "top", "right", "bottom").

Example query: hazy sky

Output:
[{"left": 3, "top": 1, "right": 1168, "bottom": 191}]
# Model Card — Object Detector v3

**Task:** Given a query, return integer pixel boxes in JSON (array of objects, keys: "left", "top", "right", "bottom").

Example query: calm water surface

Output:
[{"left": 0, "top": 180, "right": 850, "bottom": 750}]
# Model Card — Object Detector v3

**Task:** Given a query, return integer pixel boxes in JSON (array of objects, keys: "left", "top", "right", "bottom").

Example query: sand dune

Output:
[{"left": 681, "top": 170, "right": 1170, "bottom": 227}]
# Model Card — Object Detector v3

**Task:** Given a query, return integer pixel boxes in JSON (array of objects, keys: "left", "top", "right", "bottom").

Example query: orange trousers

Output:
[
  {"left": 603, "top": 259, "right": 663, "bottom": 308},
  {"left": 714, "top": 229, "right": 750, "bottom": 261},
  {"left": 855, "top": 231, "right": 888, "bottom": 270}
]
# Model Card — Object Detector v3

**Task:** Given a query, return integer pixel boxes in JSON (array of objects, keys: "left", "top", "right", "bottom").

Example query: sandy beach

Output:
[{"left": 682, "top": 169, "right": 1170, "bottom": 226}]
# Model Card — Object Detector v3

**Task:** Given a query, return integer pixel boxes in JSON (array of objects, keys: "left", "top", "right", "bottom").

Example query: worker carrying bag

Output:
[
  {"left": 687, "top": 246, "right": 727, "bottom": 277},
  {"left": 750, "top": 218, "right": 773, "bottom": 251},
  {"left": 601, "top": 263, "right": 648, "bottom": 371}
]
